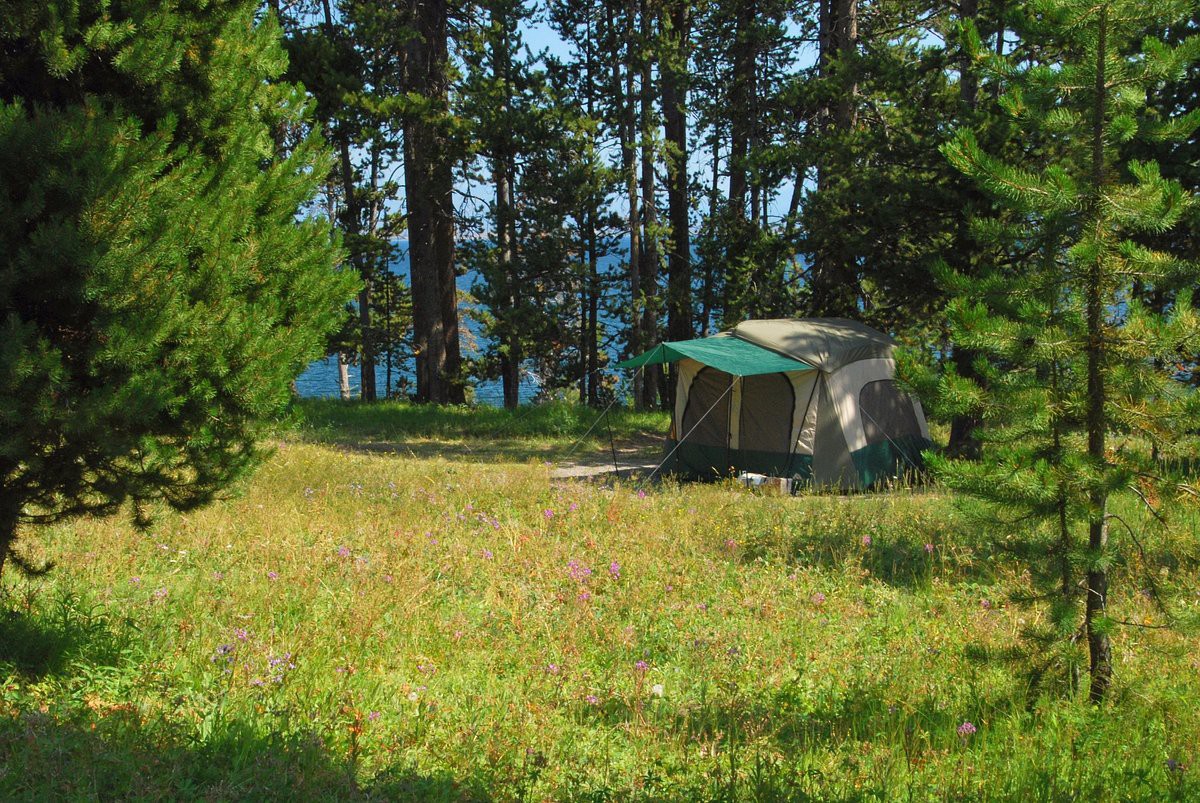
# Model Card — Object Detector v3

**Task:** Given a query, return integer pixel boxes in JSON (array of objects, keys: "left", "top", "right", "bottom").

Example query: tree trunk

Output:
[
  {"left": 728, "top": 0, "right": 752, "bottom": 222},
  {"left": 663, "top": 0, "right": 692, "bottom": 349},
  {"left": 810, "top": 0, "right": 860, "bottom": 318},
  {"left": 404, "top": 0, "right": 460, "bottom": 404},
  {"left": 619, "top": 0, "right": 643, "bottom": 405},
  {"left": 1084, "top": 5, "right": 1112, "bottom": 704},
  {"left": 946, "top": 0, "right": 983, "bottom": 456},
  {"left": 320, "top": 0, "right": 375, "bottom": 401},
  {"left": 723, "top": 0, "right": 755, "bottom": 325},
  {"left": 699, "top": 131, "right": 720, "bottom": 336},
  {"left": 0, "top": 491, "right": 18, "bottom": 582},
  {"left": 495, "top": 157, "right": 519, "bottom": 409},
  {"left": 583, "top": 11, "right": 601, "bottom": 408},
  {"left": 639, "top": 0, "right": 662, "bottom": 410},
  {"left": 338, "top": 352, "right": 352, "bottom": 400}
]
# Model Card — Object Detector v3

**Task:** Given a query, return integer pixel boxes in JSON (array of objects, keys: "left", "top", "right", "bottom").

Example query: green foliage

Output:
[
  {"left": 459, "top": 0, "right": 622, "bottom": 401},
  {"left": 907, "top": 0, "right": 1200, "bottom": 696},
  {"left": 0, "top": 0, "right": 355, "bottom": 568}
]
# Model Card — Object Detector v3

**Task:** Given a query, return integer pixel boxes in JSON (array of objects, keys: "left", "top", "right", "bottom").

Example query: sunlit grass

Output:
[{"left": 0, "top": 420, "right": 1198, "bottom": 799}]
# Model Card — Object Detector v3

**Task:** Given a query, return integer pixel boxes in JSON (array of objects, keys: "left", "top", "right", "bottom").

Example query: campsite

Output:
[
  {"left": 0, "top": 401, "right": 1196, "bottom": 799},
  {"left": 4, "top": 0, "right": 1200, "bottom": 800}
]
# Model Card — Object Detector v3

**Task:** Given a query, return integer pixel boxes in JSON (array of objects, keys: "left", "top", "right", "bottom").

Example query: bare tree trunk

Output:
[
  {"left": 946, "top": 0, "right": 983, "bottom": 457},
  {"left": 0, "top": 477, "right": 21, "bottom": 581},
  {"left": 338, "top": 352, "right": 352, "bottom": 400},
  {"left": 728, "top": 0, "right": 752, "bottom": 221},
  {"left": 1084, "top": 5, "right": 1112, "bottom": 704},
  {"left": 320, "top": 0, "right": 375, "bottom": 401},
  {"left": 491, "top": 13, "right": 519, "bottom": 410},
  {"left": 497, "top": 161, "right": 520, "bottom": 409},
  {"left": 619, "top": 0, "right": 643, "bottom": 405},
  {"left": 723, "top": 0, "right": 755, "bottom": 325},
  {"left": 639, "top": 0, "right": 662, "bottom": 409},
  {"left": 583, "top": 8, "right": 601, "bottom": 408},
  {"left": 699, "top": 132, "right": 720, "bottom": 336},
  {"left": 810, "top": 0, "right": 860, "bottom": 318},
  {"left": 663, "top": 0, "right": 692, "bottom": 349},
  {"left": 404, "top": 0, "right": 460, "bottom": 404}
]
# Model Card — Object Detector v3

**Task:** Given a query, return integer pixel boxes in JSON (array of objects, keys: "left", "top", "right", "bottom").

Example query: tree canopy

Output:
[{"left": 0, "top": 0, "right": 356, "bottom": 574}]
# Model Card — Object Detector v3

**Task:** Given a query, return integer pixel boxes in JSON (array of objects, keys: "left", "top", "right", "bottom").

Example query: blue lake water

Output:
[{"left": 296, "top": 241, "right": 622, "bottom": 404}]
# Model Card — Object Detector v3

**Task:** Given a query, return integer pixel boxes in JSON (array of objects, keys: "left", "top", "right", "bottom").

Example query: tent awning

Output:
[{"left": 616, "top": 335, "right": 812, "bottom": 376}]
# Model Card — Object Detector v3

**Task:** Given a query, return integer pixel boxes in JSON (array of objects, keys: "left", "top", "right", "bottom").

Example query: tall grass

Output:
[
  {"left": 0, "top": 424, "right": 1197, "bottom": 799},
  {"left": 289, "top": 398, "right": 668, "bottom": 446}
]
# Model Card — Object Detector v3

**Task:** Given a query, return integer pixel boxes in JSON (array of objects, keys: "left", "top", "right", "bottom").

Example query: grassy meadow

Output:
[{"left": 1, "top": 401, "right": 1198, "bottom": 800}]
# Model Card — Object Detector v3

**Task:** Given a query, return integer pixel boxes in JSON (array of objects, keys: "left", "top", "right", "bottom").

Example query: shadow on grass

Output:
[
  {"left": 632, "top": 679, "right": 1200, "bottom": 802},
  {"left": 0, "top": 714, "right": 490, "bottom": 801},
  {"left": 0, "top": 592, "right": 125, "bottom": 680},
  {"left": 0, "top": 594, "right": 490, "bottom": 800},
  {"left": 287, "top": 398, "right": 668, "bottom": 468}
]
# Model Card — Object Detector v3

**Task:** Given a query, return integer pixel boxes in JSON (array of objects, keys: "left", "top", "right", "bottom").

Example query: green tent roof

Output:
[{"left": 616, "top": 335, "right": 811, "bottom": 376}]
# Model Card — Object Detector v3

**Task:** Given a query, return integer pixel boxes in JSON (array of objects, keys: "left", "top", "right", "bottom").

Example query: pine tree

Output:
[
  {"left": 910, "top": 0, "right": 1200, "bottom": 702},
  {"left": 0, "top": 0, "right": 354, "bottom": 576}
]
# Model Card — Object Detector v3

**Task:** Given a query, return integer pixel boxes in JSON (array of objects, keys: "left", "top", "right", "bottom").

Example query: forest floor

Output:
[{"left": 1, "top": 401, "right": 1198, "bottom": 800}]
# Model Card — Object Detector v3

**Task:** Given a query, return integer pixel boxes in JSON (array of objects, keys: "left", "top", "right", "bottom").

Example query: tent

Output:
[{"left": 618, "top": 318, "right": 931, "bottom": 488}]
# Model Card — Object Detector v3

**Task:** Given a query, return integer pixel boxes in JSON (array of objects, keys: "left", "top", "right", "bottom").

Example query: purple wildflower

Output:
[
  {"left": 578, "top": 591, "right": 591, "bottom": 602},
  {"left": 637, "top": 490, "right": 647, "bottom": 499},
  {"left": 234, "top": 627, "right": 250, "bottom": 642},
  {"left": 337, "top": 545, "right": 351, "bottom": 559},
  {"left": 130, "top": 576, "right": 141, "bottom": 585},
  {"left": 569, "top": 502, "right": 579, "bottom": 512},
  {"left": 212, "top": 571, "right": 224, "bottom": 581},
  {"left": 152, "top": 587, "right": 168, "bottom": 602},
  {"left": 267, "top": 571, "right": 279, "bottom": 581},
  {"left": 724, "top": 539, "right": 737, "bottom": 551},
  {"left": 812, "top": 592, "right": 826, "bottom": 605},
  {"left": 957, "top": 721, "right": 977, "bottom": 738},
  {"left": 543, "top": 508, "right": 555, "bottom": 520},
  {"left": 981, "top": 598, "right": 992, "bottom": 610},
  {"left": 861, "top": 535, "right": 872, "bottom": 547},
  {"left": 585, "top": 694, "right": 599, "bottom": 706},
  {"left": 635, "top": 660, "right": 649, "bottom": 672},
  {"left": 482, "top": 548, "right": 494, "bottom": 560},
  {"left": 567, "top": 560, "right": 592, "bottom": 583},
  {"left": 368, "top": 710, "right": 381, "bottom": 722},
  {"left": 609, "top": 561, "right": 621, "bottom": 580},
  {"left": 924, "top": 543, "right": 935, "bottom": 554},
  {"left": 546, "top": 663, "right": 560, "bottom": 675}
]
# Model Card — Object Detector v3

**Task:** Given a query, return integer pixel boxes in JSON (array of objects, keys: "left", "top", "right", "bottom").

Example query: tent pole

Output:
[
  {"left": 606, "top": 410, "right": 620, "bottom": 475},
  {"left": 785, "top": 373, "right": 820, "bottom": 480},
  {"left": 859, "top": 406, "right": 923, "bottom": 476}
]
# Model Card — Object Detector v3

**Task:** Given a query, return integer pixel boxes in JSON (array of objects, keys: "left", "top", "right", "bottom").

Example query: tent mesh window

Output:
[
  {"left": 738, "top": 373, "right": 796, "bottom": 455},
  {"left": 859, "top": 380, "right": 923, "bottom": 442},
  {"left": 681, "top": 367, "right": 734, "bottom": 448}
]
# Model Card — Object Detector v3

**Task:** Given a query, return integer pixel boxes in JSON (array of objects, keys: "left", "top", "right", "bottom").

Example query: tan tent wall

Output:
[{"left": 660, "top": 321, "right": 930, "bottom": 486}]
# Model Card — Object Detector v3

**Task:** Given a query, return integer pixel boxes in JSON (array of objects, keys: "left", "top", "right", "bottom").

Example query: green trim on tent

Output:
[
  {"left": 662, "top": 440, "right": 814, "bottom": 480},
  {"left": 662, "top": 436, "right": 929, "bottom": 487},
  {"left": 617, "top": 336, "right": 811, "bottom": 376},
  {"left": 848, "top": 435, "right": 931, "bottom": 487}
]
